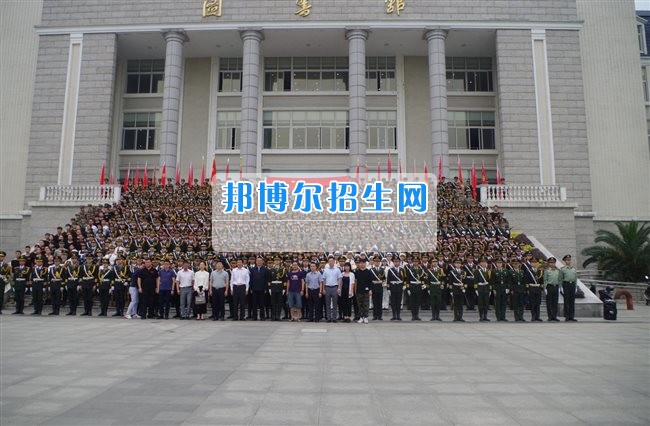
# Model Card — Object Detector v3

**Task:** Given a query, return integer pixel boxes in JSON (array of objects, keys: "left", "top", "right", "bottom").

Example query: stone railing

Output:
[
  {"left": 479, "top": 184, "right": 566, "bottom": 204},
  {"left": 39, "top": 185, "right": 121, "bottom": 204}
]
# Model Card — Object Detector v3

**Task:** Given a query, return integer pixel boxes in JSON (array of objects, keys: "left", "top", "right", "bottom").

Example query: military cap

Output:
[
  {"left": 19, "top": 255, "right": 27, "bottom": 261},
  {"left": 494, "top": 258, "right": 504, "bottom": 263},
  {"left": 562, "top": 254, "right": 571, "bottom": 261},
  {"left": 101, "top": 258, "right": 109, "bottom": 263},
  {"left": 338, "top": 256, "right": 347, "bottom": 261},
  {"left": 273, "top": 256, "right": 281, "bottom": 261},
  {"left": 511, "top": 257, "right": 521, "bottom": 263},
  {"left": 479, "top": 257, "right": 488, "bottom": 263},
  {"left": 327, "top": 254, "right": 335, "bottom": 259},
  {"left": 35, "top": 255, "right": 44, "bottom": 262},
  {"left": 547, "top": 257, "right": 556, "bottom": 263},
  {"left": 357, "top": 257, "right": 367, "bottom": 263},
  {"left": 0, "top": 251, "right": 6, "bottom": 257},
  {"left": 452, "top": 258, "right": 462, "bottom": 264},
  {"left": 372, "top": 255, "right": 381, "bottom": 261}
]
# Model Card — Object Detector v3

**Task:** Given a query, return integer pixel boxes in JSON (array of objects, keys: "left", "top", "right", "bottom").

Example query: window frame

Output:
[
  {"left": 124, "top": 59, "right": 165, "bottom": 95},
  {"left": 215, "top": 110, "right": 242, "bottom": 151},
  {"left": 447, "top": 110, "right": 497, "bottom": 152},
  {"left": 120, "top": 111, "right": 161, "bottom": 152},
  {"left": 262, "top": 110, "right": 350, "bottom": 151},
  {"left": 445, "top": 57, "right": 494, "bottom": 93}
]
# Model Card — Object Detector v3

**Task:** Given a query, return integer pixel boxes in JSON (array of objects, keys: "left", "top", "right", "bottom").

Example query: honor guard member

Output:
[
  {"left": 80, "top": 256, "right": 98, "bottom": 316},
  {"left": 370, "top": 255, "right": 386, "bottom": 320},
  {"left": 12, "top": 256, "right": 30, "bottom": 314},
  {"left": 543, "top": 257, "right": 561, "bottom": 321},
  {"left": 113, "top": 257, "right": 130, "bottom": 317},
  {"left": 269, "top": 257, "right": 286, "bottom": 321},
  {"left": 0, "top": 251, "right": 13, "bottom": 314},
  {"left": 29, "top": 256, "right": 48, "bottom": 315},
  {"left": 425, "top": 260, "right": 445, "bottom": 321},
  {"left": 64, "top": 256, "right": 81, "bottom": 315},
  {"left": 386, "top": 256, "right": 406, "bottom": 321},
  {"left": 475, "top": 257, "right": 492, "bottom": 322},
  {"left": 98, "top": 258, "right": 116, "bottom": 316},
  {"left": 48, "top": 257, "right": 65, "bottom": 315},
  {"left": 508, "top": 258, "right": 526, "bottom": 322},
  {"left": 448, "top": 259, "right": 467, "bottom": 322},
  {"left": 490, "top": 258, "right": 510, "bottom": 321},
  {"left": 560, "top": 255, "right": 578, "bottom": 322},
  {"left": 404, "top": 256, "right": 425, "bottom": 321},
  {"left": 526, "top": 258, "right": 544, "bottom": 322},
  {"left": 462, "top": 258, "right": 477, "bottom": 310}
]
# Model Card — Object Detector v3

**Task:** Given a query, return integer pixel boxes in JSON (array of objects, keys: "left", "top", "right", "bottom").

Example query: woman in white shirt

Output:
[
  {"left": 339, "top": 262, "right": 355, "bottom": 323},
  {"left": 194, "top": 261, "right": 210, "bottom": 320}
]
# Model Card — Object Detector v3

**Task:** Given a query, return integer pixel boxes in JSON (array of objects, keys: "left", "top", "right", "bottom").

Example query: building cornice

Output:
[{"left": 35, "top": 20, "right": 583, "bottom": 36}]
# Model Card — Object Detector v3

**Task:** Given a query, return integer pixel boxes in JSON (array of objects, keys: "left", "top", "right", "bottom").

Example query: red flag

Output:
[
  {"left": 471, "top": 161, "right": 477, "bottom": 200},
  {"left": 123, "top": 163, "right": 131, "bottom": 192},
  {"left": 133, "top": 165, "right": 140, "bottom": 188},
  {"left": 424, "top": 161, "right": 429, "bottom": 181},
  {"left": 109, "top": 171, "right": 114, "bottom": 185},
  {"left": 387, "top": 151, "right": 392, "bottom": 181},
  {"left": 225, "top": 158, "right": 230, "bottom": 180},
  {"left": 161, "top": 163, "right": 167, "bottom": 186},
  {"left": 152, "top": 167, "right": 157, "bottom": 187},
  {"left": 481, "top": 161, "right": 488, "bottom": 185},
  {"left": 175, "top": 161, "right": 180, "bottom": 185},
  {"left": 99, "top": 162, "right": 105, "bottom": 186},
  {"left": 143, "top": 162, "right": 149, "bottom": 187},
  {"left": 438, "top": 155, "right": 443, "bottom": 183},
  {"left": 457, "top": 156, "right": 463, "bottom": 185},
  {"left": 355, "top": 158, "right": 360, "bottom": 183},
  {"left": 398, "top": 160, "right": 403, "bottom": 180},
  {"left": 210, "top": 158, "right": 217, "bottom": 184},
  {"left": 188, "top": 161, "right": 194, "bottom": 188},
  {"left": 239, "top": 158, "right": 243, "bottom": 181},
  {"left": 377, "top": 161, "right": 381, "bottom": 181},
  {"left": 200, "top": 156, "right": 205, "bottom": 185}
]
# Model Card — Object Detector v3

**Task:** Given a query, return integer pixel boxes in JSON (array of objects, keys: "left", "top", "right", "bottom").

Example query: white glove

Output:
[
  {"left": 282, "top": 290, "right": 286, "bottom": 296},
  {"left": 505, "top": 289, "right": 510, "bottom": 295},
  {"left": 475, "top": 291, "right": 479, "bottom": 296},
  {"left": 268, "top": 290, "right": 272, "bottom": 295},
  {"left": 462, "top": 289, "right": 466, "bottom": 293},
  {"left": 407, "top": 290, "right": 411, "bottom": 296},
  {"left": 109, "top": 288, "right": 114, "bottom": 294},
  {"left": 77, "top": 286, "right": 81, "bottom": 291}
]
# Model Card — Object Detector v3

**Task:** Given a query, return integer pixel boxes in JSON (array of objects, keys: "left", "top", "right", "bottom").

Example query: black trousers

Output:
[
  {"left": 251, "top": 290, "right": 266, "bottom": 319},
  {"left": 307, "top": 288, "right": 320, "bottom": 320},
  {"left": 98, "top": 282, "right": 110, "bottom": 315},
  {"left": 141, "top": 287, "right": 156, "bottom": 318},
  {"left": 159, "top": 289, "right": 171, "bottom": 318},
  {"left": 210, "top": 287, "right": 225, "bottom": 319},
  {"left": 409, "top": 286, "right": 422, "bottom": 319},
  {"left": 66, "top": 281, "right": 79, "bottom": 314},
  {"left": 232, "top": 285, "right": 247, "bottom": 319},
  {"left": 513, "top": 288, "right": 526, "bottom": 321},
  {"left": 452, "top": 290, "right": 464, "bottom": 320},
  {"left": 81, "top": 280, "right": 94, "bottom": 314},
  {"left": 494, "top": 291, "right": 508, "bottom": 320},
  {"left": 429, "top": 290, "right": 442, "bottom": 319},
  {"left": 478, "top": 290, "right": 490, "bottom": 319},
  {"left": 270, "top": 291, "right": 283, "bottom": 320},
  {"left": 32, "top": 282, "right": 44, "bottom": 314},
  {"left": 546, "top": 285, "right": 559, "bottom": 320},
  {"left": 372, "top": 284, "right": 383, "bottom": 319},
  {"left": 50, "top": 282, "right": 62, "bottom": 314},
  {"left": 562, "top": 282, "right": 576, "bottom": 320},
  {"left": 389, "top": 285, "right": 403, "bottom": 319},
  {"left": 113, "top": 284, "right": 125, "bottom": 315},
  {"left": 529, "top": 288, "right": 542, "bottom": 320},
  {"left": 13, "top": 280, "right": 26, "bottom": 313},
  {"left": 465, "top": 284, "right": 475, "bottom": 309}
]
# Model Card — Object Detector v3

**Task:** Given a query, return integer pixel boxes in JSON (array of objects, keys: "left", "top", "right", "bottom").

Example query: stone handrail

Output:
[
  {"left": 39, "top": 185, "right": 121, "bottom": 204},
  {"left": 479, "top": 184, "right": 566, "bottom": 203}
]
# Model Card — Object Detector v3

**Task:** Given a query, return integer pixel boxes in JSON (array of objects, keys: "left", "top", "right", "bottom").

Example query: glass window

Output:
[
  {"left": 638, "top": 23, "right": 648, "bottom": 54},
  {"left": 642, "top": 66, "right": 649, "bottom": 103},
  {"left": 216, "top": 111, "right": 241, "bottom": 150},
  {"left": 445, "top": 57, "right": 494, "bottom": 92},
  {"left": 218, "top": 58, "right": 243, "bottom": 93},
  {"left": 262, "top": 110, "right": 350, "bottom": 149},
  {"left": 125, "top": 60, "right": 165, "bottom": 94},
  {"left": 264, "top": 57, "right": 350, "bottom": 92},
  {"left": 121, "top": 112, "right": 160, "bottom": 150},
  {"left": 366, "top": 57, "right": 396, "bottom": 92},
  {"left": 367, "top": 110, "right": 397, "bottom": 149},
  {"left": 448, "top": 111, "right": 496, "bottom": 150}
]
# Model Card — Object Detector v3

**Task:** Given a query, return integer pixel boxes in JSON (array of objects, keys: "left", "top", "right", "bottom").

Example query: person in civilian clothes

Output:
[
  {"left": 353, "top": 258, "right": 373, "bottom": 324},
  {"left": 339, "top": 262, "right": 355, "bottom": 322},
  {"left": 230, "top": 259, "right": 250, "bottom": 321},
  {"left": 209, "top": 261, "right": 229, "bottom": 321},
  {"left": 157, "top": 258, "right": 176, "bottom": 319},
  {"left": 286, "top": 262, "right": 305, "bottom": 322},
  {"left": 137, "top": 258, "right": 159, "bottom": 319},
  {"left": 194, "top": 261, "right": 209, "bottom": 320},
  {"left": 304, "top": 262, "right": 324, "bottom": 322},
  {"left": 249, "top": 257, "right": 270, "bottom": 321}
]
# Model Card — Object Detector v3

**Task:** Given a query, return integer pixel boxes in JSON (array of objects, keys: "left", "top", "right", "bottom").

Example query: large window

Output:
[
  {"left": 264, "top": 57, "right": 349, "bottom": 92},
  {"left": 446, "top": 57, "right": 494, "bottom": 92},
  {"left": 219, "top": 58, "right": 242, "bottom": 93},
  {"left": 126, "top": 60, "right": 165, "bottom": 94},
  {"left": 638, "top": 22, "right": 647, "bottom": 55},
  {"left": 263, "top": 111, "right": 349, "bottom": 149},
  {"left": 366, "top": 57, "right": 396, "bottom": 92},
  {"left": 367, "top": 111, "right": 397, "bottom": 149},
  {"left": 216, "top": 111, "right": 241, "bottom": 150},
  {"left": 122, "top": 112, "right": 160, "bottom": 151},
  {"left": 448, "top": 111, "right": 496, "bottom": 150}
]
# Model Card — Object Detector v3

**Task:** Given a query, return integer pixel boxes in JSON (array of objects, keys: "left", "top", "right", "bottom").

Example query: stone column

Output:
[
  {"left": 240, "top": 29, "right": 263, "bottom": 175},
  {"left": 160, "top": 30, "right": 187, "bottom": 178},
  {"left": 346, "top": 29, "right": 369, "bottom": 173},
  {"left": 425, "top": 29, "right": 449, "bottom": 179}
]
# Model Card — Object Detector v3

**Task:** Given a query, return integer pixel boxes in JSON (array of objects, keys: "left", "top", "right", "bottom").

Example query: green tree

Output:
[{"left": 581, "top": 221, "right": 650, "bottom": 282}]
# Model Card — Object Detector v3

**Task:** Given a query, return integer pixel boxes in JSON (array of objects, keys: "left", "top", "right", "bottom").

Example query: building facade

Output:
[{"left": 1, "top": 0, "right": 649, "bottom": 260}]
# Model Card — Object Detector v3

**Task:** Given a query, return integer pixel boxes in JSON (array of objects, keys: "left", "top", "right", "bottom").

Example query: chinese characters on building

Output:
[
  {"left": 201, "top": 0, "right": 222, "bottom": 17},
  {"left": 385, "top": 0, "right": 405, "bottom": 15},
  {"left": 295, "top": 0, "right": 312, "bottom": 17},
  {"left": 202, "top": 1, "right": 407, "bottom": 18}
]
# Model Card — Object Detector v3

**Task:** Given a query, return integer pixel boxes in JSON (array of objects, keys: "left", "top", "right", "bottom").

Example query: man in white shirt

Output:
[
  {"left": 321, "top": 256, "right": 342, "bottom": 322},
  {"left": 230, "top": 258, "right": 250, "bottom": 321},
  {"left": 175, "top": 261, "right": 195, "bottom": 320}
]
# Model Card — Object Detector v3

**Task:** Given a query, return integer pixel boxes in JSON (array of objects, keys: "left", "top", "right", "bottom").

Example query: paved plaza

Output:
[{"left": 1, "top": 305, "right": 649, "bottom": 426}]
